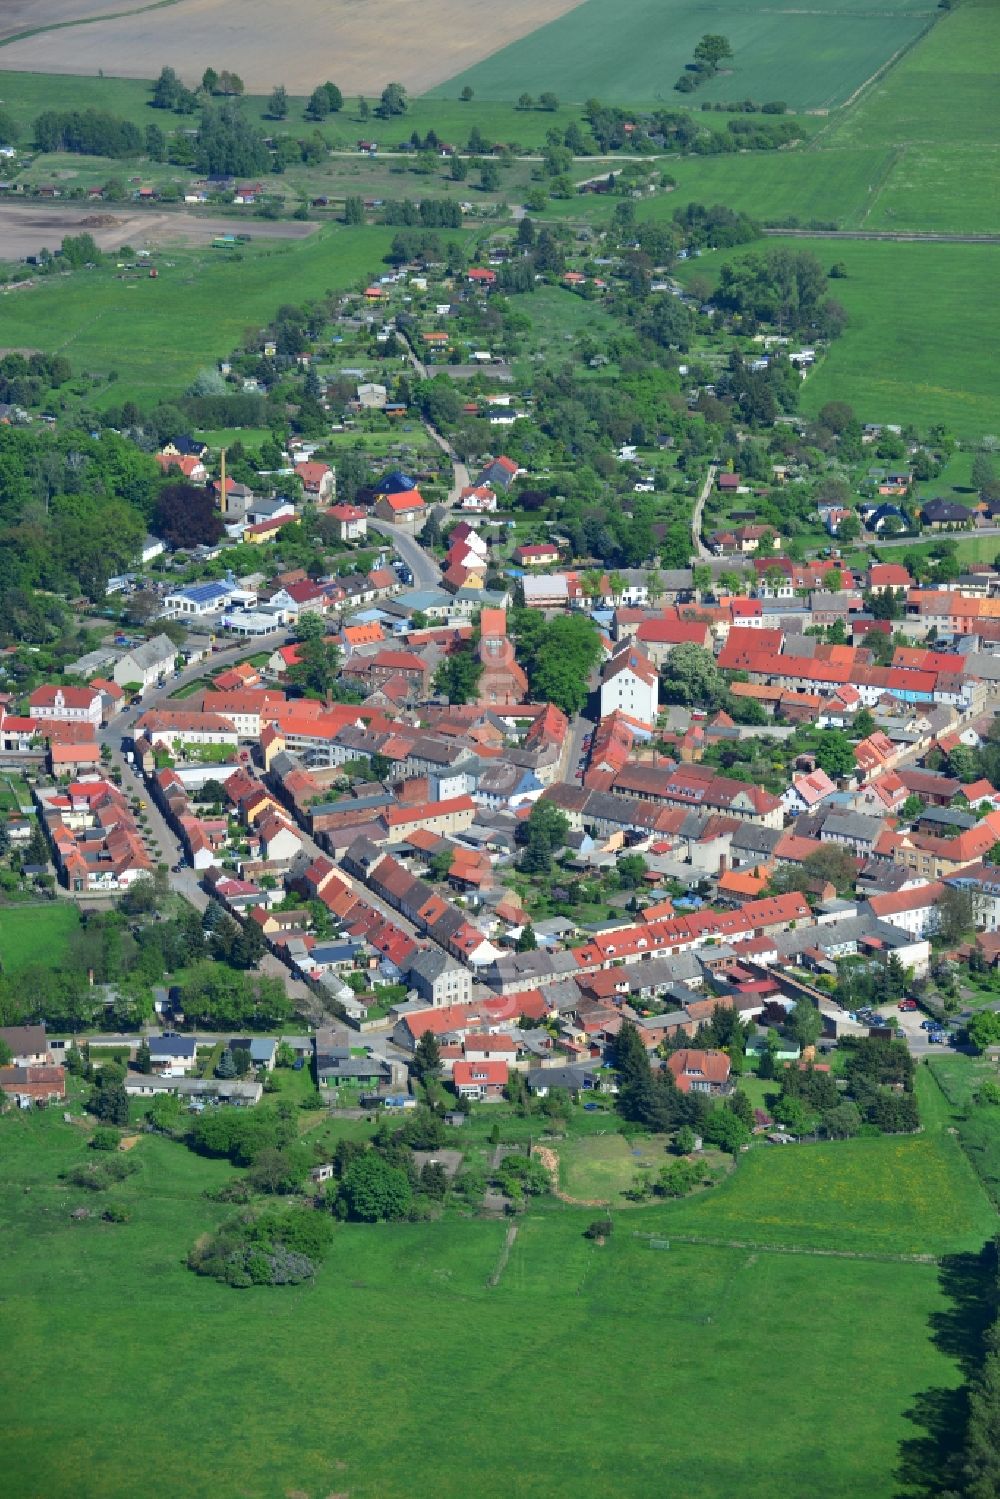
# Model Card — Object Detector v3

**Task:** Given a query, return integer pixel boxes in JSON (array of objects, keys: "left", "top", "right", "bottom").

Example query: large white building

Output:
[
  {"left": 29, "top": 685, "right": 103, "bottom": 728},
  {"left": 599, "top": 641, "right": 659, "bottom": 727},
  {"left": 163, "top": 580, "right": 252, "bottom": 617}
]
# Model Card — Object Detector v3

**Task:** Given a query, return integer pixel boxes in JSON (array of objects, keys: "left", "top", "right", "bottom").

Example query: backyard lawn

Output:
[{"left": 0, "top": 902, "right": 81, "bottom": 975}]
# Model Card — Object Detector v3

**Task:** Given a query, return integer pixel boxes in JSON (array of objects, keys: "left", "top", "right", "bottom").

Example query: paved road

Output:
[
  {"left": 691, "top": 463, "right": 718, "bottom": 560},
  {"left": 97, "top": 631, "right": 299, "bottom": 909},
  {"left": 368, "top": 518, "right": 441, "bottom": 588}
]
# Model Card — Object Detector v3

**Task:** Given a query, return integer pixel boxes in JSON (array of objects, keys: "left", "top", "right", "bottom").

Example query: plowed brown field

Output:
[{"left": 0, "top": 0, "right": 584, "bottom": 94}]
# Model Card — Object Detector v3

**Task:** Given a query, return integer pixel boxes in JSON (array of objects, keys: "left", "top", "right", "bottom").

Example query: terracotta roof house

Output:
[
  {"left": 29, "top": 685, "right": 103, "bottom": 727},
  {"left": 666, "top": 1048, "right": 731, "bottom": 1095},
  {"left": 373, "top": 488, "right": 426, "bottom": 534},
  {"left": 452, "top": 1059, "right": 507, "bottom": 1099},
  {"left": 294, "top": 461, "right": 334, "bottom": 499},
  {"left": 328, "top": 503, "right": 367, "bottom": 541},
  {"left": 868, "top": 563, "right": 913, "bottom": 593},
  {"left": 514, "top": 542, "right": 560, "bottom": 567}
]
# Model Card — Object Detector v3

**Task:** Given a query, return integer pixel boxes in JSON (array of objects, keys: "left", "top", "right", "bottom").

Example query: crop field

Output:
[
  {"left": 818, "top": 0, "right": 1000, "bottom": 233},
  {"left": 861, "top": 143, "right": 1000, "bottom": 236},
  {"left": 433, "top": 0, "right": 936, "bottom": 109},
  {"left": 0, "top": 1104, "right": 984, "bottom": 1499},
  {"left": 0, "top": 0, "right": 124, "bottom": 46},
  {"left": 825, "top": 0, "right": 999, "bottom": 151},
  {"left": 0, "top": 224, "right": 395, "bottom": 406},
  {"left": 0, "top": 0, "right": 582, "bottom": 95},
  {"left": 679, "top": 236, "right": 1000, "bottom": 438},
  {"left": 0, "top": 901, "right": 81, "bottom": 973}
]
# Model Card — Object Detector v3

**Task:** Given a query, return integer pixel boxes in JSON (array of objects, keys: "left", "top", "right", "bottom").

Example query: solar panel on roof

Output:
[{"left": 182, "top": 581, "right": 231, "bottom": 603}]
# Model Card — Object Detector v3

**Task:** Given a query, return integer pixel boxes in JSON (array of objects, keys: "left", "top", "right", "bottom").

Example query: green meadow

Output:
[
  {"left": 0, "top": 225, "right": 394, "bottom": 406},
  {"left": 0, "top": 70, "right": 593, "bottom": 152},
  {"left": 432, "top": 0, "right": 934, "bottom": 108},
  {"left": 0, "top": 901, "right": 81, "bottom": 974},
  {"left": 0, "top": 1093, "right": 990, "bottom": 1499},
  {"left": 679, "top": 236, "right": 1000, "bottom": 438},
  {"left": 613, "top": 147, "right": 893, "bottom": 231}
]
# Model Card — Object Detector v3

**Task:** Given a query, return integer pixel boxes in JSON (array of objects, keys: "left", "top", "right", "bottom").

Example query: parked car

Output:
[
  {"left": 898, "top": 999, "right": 917, "bottom": 1011},
  {"left": 920, "top": 1020, "right": 937, "bottom": 1031}
]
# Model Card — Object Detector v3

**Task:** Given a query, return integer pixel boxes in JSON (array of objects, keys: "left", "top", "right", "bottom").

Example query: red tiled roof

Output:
[
  {"left": 380, "top": 488, "right": 425, "bottom": 513},
  {"left": 666, "top": 1048, "right": 731, "bottom": 1092},
  {"left": 453, "top": 1060, "right": 508, "bottom": 1086},
  {"left": 30, "top": 685, "right": 101, "bottom": 709}
]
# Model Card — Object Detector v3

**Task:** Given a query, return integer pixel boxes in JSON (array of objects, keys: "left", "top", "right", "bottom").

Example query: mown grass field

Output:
[
  {"left": 432, "top": 0, "right": 934, "bottom": 108},
  {"left": 0, "top": 1101, "right": 985, "bottom": 1499},
  {"left": 678, "top": 236, "right": 1000, "bottom": 438},
  {"left": 557, "top": 1129, "right": 670, "bottom": 1201},
  {"left": 661, "top": 1125, "right": 994, "bottom": 1256},
  {"left": 0, "top": 901, "right": 80, "bottom": 973},
  {"left": 0, "top": 225, "right": 394, "bottom": 406}
]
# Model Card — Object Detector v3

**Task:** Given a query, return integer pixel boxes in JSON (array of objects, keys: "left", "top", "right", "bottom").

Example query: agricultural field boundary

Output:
[
  {"left": 0, "top": 0, "right": 184, "bottom": 53},
  {"left": 656, "top": 1232, "right": 938, "bottom": 1264},
  {"left": 762, "top": 229, "right": 1000, "bottom": 244}
]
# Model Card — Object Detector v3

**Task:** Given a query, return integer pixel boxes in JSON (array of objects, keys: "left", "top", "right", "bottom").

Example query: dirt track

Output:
[
  {"left": 0, "top": 202, "right": 318, "bottom": 257},
  {"left": 763, "top": 228, "right": 1000, "bottom": 245},
  {"left": 0, "top": 0, "right": 584, "bottom": 94}
]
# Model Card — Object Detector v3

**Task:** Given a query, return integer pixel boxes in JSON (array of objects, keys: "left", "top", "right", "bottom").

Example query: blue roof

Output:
[
  {"left": 312, "top": 942, "right": 362, "bottom": 963},
  {"left": 177, "top": 580, "right": 234, "bottom": 605},
  {"left": 150, "top": 1035, "right": 197, "bottom": 1057},
  {"left": 379, "top": 470, "right": 415, "bottom": 493}
]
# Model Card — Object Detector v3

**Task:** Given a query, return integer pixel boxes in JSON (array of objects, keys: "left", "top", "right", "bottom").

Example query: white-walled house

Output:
[{"left": 599, "top": 642, "right": 659, "bottom": 727}]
